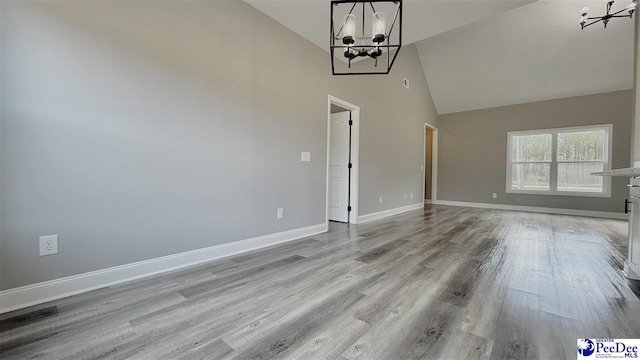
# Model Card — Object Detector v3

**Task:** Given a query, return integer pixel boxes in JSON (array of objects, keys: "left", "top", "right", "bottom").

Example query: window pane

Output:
[
  {"left": 511, "top": 134, "right": 552, "bottom": 162},
  {"left": 511, "top": 163, "right": 550, "bottom": 191},
  {"left": 557, "top": 162, "right": 604, "bottom": 192},
  {"left": 557, "top": 130, "right": 605, "bottom": 161}
]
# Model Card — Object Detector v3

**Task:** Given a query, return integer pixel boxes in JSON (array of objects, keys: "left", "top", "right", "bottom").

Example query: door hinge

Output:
[
  {"left": 348, "top": 163, "right": 352, "bottom": 169},
  {"left": 349, "top": 120, "right": 353, "bottom": 126},
  {"left": 348, "top": 206, "right": 352, "bottom": 211}
]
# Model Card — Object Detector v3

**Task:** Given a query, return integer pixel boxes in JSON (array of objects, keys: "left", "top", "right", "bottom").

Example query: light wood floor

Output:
[{"left": 1, "top": 205, "right": 639, "bottom": 359}]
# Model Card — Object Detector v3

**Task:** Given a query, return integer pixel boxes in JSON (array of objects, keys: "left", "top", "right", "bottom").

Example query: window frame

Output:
[{"left": 505, "top": 124, "right": 612, "bottom": 198}]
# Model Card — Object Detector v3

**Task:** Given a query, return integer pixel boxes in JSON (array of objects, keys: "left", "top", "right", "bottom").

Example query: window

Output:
[{"left": 506, "top": 125, "right": 612, "bottom": 197}]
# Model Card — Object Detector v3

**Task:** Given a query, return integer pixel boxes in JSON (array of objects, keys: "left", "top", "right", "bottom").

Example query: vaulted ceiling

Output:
[
  {"left": 416, "top": 0, "right": 635, "bottom": 114},
  {"left": 245, "top": 0, "right": 635, "bottom": 114},
  {"left": 245, "top": 0, "right": 535, "bottom": 51}
]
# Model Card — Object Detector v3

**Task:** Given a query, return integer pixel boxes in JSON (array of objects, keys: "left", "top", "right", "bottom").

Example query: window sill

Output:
[{"left": 505, "top": 189, "right": 611, "bottom": 198}]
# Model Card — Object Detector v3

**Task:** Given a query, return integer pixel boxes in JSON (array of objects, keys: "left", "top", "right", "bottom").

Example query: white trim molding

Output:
[
  {"left": 327, "top": 95, "right": 360, "bottom": 225},
  {"left": 0, "top": 223, "right": 327, "bottom": 314},
  {"left": 431, "top": 200, "right": 627, "bottom": 220},
  {"left": 624, "top": 261, "right": 640, "bottom": 280},
  {"left": 357, "top": 203, "right": 424, "bottom": 224}
]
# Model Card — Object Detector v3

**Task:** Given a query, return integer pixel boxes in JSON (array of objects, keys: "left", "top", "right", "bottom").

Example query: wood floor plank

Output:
[
  {"left": 0, "top": 306, "right": 58, "bottom": 333},
  {"left": 437, "top": 328, "right": 494, "bottom": 360},
  {"left": 339, "top": 278, "right": 445, "bottom": 360}
]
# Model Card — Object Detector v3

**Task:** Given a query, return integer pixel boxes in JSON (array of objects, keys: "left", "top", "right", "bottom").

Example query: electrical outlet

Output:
[
  {"left": 492, "top": 193, "right": 498, "bottom": 199},
  {"left": 411, "top": 193, "right": 414, "bottom": 199},
  {"left": 404, "top": 193, "right": 407, "bottom": 199},
  {"left": 277, "top": 208, "right": 284, "bottom": 219},
  {"left": 300, "top": 152, "right": 311, "bottom": 162},
  {"left": 39, "top": 235, "right": 58, "bottom": 256},
  {"left": 403, "top": 78, "right": 410, "bottom": 89},
  {"left": 379, "top": 196, "right": 383, "bottom": 204}
]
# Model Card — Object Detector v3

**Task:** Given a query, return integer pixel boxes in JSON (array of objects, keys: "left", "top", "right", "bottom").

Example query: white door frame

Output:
[
  {"left": 327, "top": 95, "right": 360, "bottom": 225},
  {"left": 423, "top": 123, "right": 438, "bottom": 203}
]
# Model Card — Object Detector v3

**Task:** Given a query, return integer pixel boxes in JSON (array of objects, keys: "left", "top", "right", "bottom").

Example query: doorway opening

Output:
[
  {"left": 326, "top": 95, "right": 360, "bottom": 225},
  {"left": 424, "top": 123, "right": 438, "bottom": 203}
]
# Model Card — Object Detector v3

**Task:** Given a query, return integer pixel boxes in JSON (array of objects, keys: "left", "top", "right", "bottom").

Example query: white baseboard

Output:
[
  {"left": 430, "top": 200, "right": 627, "bottom": 220},
  {"left": 623, "top": 261, "right": 640, "bottom": 280},
  {"left": 0, "top": 223, "right": 327, "bottom": 315},
  {"left": 357, "top": 203, "right": 424, "bottom": 224},
  {"left": 622, "top": 260, "right": 640, "bottom": 280}
]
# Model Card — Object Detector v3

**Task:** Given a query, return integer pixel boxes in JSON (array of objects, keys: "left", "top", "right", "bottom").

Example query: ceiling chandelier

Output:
[
  {"left": 580, "top": 0, "right": 636, "bottom": 29},
  {"left": 330, "top": 0, "right": 402, "bottom": 75}
]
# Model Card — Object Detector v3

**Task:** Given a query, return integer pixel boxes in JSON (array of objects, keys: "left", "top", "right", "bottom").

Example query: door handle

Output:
[
  {"left": 626, "top": 199, "right": 632, "bottom": 214},
  {"left": 627, "top": 184, "right": 640, "bottom": 187}
]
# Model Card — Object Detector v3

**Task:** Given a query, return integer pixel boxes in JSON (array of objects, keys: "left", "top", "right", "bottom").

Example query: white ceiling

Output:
[
  {"left": 244, "top": 0, "right": 535, "bottom": 51},
  {"left": 416, "top": 0, "right": 635, "bottom": 114},
  {"left": 246, "top": 0, "right": 635, "bottom": 115}
]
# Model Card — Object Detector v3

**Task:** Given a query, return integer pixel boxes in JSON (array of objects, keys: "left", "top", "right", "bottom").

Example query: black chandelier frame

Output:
[
  {"left": 581, "top": 0, "right": 635, "bottom": 29},
  {"left": 330, "top": 0, "right": 402, "bottom": 75}
]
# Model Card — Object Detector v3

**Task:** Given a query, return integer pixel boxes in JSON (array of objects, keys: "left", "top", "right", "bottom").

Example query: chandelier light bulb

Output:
[
  {"left": 372, "top": 12, "right": 386, "bottom": 43},
  {"left": 343, "top": 14, "right": 356, "bottom": 45},
  {"left": 581, "top": 6, "right": 589, "bottom": 16},
  {"left": 627, "top": 0, "right": 637, "bottom": 11}
]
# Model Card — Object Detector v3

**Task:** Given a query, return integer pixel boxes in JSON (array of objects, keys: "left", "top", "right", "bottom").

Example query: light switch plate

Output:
[
  {"left": 301, "top": 152, "right": 311, "bottom": 162},
  {"left": 277, "top": 208, "right": 284, "bottom": 219},
  {"left": 39, "top": 235, "right": 59, "bottom": 256}
]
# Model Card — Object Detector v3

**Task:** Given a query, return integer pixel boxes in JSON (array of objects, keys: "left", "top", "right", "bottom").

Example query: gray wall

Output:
[
  {"left": 0, "top": 0, "right": 437, "bottom": 289},
  {"left": 437, "top": 90, "right": 632, "bottom": 212},
  {"left": 330, "top": 104, "right": 348, "bottom": 114}
]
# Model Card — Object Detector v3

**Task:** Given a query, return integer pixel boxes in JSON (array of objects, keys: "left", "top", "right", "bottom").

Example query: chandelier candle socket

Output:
[
  {"left": 330, "top": 0, "right": 402, "bottom": 75},
  {"left": 580, "top": 0, "right": 636, "bottom": 29}
]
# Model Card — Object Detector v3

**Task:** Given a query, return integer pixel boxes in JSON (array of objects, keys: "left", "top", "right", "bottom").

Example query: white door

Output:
[{"left": 328, "top": 111, "right": 351, "bottom": 222}]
